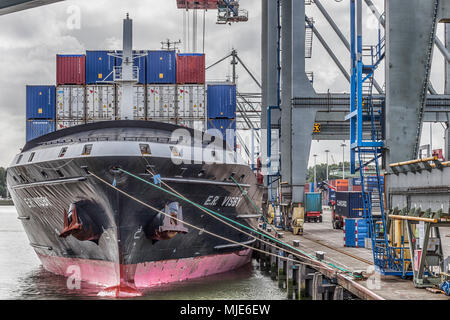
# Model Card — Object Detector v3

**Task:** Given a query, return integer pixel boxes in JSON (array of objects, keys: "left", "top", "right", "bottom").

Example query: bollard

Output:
[
  {"left": 286, "top": 254, "right": 294, "bottom": 299},
  {"left": 278, "top": 251, "right": 286, "bottom": 289},
  {"left": 293, "top": 240, "right": 300, "bottom": 247}
]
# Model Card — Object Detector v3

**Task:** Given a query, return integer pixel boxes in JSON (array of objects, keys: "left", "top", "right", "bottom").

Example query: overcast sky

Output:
[{"left": 0, "top": 0, "right": 447, "bottom": 168}]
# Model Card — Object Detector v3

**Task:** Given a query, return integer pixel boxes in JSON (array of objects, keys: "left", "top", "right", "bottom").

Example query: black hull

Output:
[{"left": 6, "top": 121, "right": 263, "bottom": 288}]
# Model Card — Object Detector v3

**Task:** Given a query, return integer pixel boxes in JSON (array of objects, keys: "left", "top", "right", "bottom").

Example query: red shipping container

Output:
[
  {"left": 352, "top": 185, "right": 362, "bottom": 192},
  {"left": 177, "top": 0, "right": 218, "bottom": 9},
  {"left": 176, "top": 54, "right": 206, "bottom": 84},
  {"left": 330, "top": 180, "right": 337, "bottom": 187},
  {"left": 337, "top": 186, "right": 349, "bottom": 192},
  {"left": 57, "top": 54, "right": 86, "bottom": 85}
]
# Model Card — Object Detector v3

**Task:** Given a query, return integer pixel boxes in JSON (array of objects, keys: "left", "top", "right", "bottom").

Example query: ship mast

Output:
[{"left": 118, "top": 13, "right": 136, "bottom": 120}]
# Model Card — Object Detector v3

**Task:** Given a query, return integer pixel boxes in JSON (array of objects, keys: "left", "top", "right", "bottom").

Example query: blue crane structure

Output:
[{"left": 347, "top": 0, "right": 412, "bottom": 276}]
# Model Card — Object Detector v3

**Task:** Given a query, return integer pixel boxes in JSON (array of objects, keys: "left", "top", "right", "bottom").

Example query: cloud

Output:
[{"left": 0, "top": 0, "right": 446, "bottom": 169}]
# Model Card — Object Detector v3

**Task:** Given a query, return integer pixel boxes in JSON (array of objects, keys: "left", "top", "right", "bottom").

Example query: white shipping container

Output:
[
  {"left": 56, "top": 86, "right": 85, "bottom": 120},
  {"left": 177, "top": 85, "right": 206, "bottom": 118},
  {"left": 147, "top": 85, "right": 176, "bottom": 119},
  {"left": 56, "top": 119, "right": 85, "bottom": 131},
  {"left": 117, "top": 85, "right": 146, "bottom": 120},
  {"left": 86, "top": 85, "right": 116, "bottom": 120}
]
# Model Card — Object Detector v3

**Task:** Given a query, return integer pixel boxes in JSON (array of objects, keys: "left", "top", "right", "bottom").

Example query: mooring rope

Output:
[
  {"left": 88, "top": 170, "right": 321, "bottom": 269},
  {"left": 116, "top": 167, "right": 359, "bottom": 277}
]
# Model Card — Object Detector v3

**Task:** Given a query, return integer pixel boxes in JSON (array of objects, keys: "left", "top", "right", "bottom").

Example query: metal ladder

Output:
[
  {"left": 413, "top": 0, "right": 440, "bottom": 159},
  {"left": 305, "top": 17, "right": 314, "bottom": 59}
]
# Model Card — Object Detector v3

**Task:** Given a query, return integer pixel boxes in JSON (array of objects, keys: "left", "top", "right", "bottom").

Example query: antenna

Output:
[{"left": 161, "top": 39, "right": 182, "bottom": 51}]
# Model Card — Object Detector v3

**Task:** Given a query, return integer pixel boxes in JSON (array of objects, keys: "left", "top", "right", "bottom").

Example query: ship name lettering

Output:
[{"left": 204, "top": 196, "right": 220, "bottom": 206}]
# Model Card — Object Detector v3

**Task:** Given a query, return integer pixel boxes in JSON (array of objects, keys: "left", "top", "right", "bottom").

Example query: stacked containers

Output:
[
  {"left": 207, "top": 84, "right": 237, "bottom": 149},
  {"left": 56, "top": 86, "right": 86, "bottom": 130},
  {"left": 86, "top": 85, "right": 116, "bottom": 122},
  {"left": 366, "top": 175, "right": 384, "bottom": 192},
  {"left": 351, "top": 177, "right": 362, "bottom": 191},
  {"left": 26, "top": 85, "right": 56, "bottom": 141},
  {"left": 344, "top": 218, "right": 369, "bottom": 248},
  {"left": 86, "top": 51, "right": 116, "bottom": 84},
  {"left": 335, "top": 179, "right": 349, "bottom": 191}
]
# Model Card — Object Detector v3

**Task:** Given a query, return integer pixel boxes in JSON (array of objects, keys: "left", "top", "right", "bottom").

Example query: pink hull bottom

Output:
[{"left": 37, "top": 249, "right": 252, "bottom": 290}]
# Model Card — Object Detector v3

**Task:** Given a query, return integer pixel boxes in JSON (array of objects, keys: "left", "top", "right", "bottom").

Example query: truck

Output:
[{"left": 304, "top": 192, "right": 323, "bottom": 223}]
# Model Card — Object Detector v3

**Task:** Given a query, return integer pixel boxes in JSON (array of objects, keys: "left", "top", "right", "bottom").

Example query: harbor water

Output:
[{"left": 0, "top": 206, "right": 287, "bottom": 300}]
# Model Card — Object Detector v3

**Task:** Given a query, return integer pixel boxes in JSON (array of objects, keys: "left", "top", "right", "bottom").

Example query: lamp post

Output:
[
  {"left": 325, "top": 150, "right": 330, "bottom": 181},
  {"left": 313, "top": 154, "right": 318, "bottom": 191},
  {"left": 340, "top": 143, "right": 346, "bottom": 179}
]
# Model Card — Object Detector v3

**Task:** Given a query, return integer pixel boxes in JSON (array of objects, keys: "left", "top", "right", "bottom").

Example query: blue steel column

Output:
[
  {"left": 350, "top": 0, "right": 357, "bottom": 173},
  {"left": 356, "top": 0, "right": 363, "bottom": 146}
]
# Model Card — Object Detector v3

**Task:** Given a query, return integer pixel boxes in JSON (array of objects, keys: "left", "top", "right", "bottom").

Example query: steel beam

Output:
[
  {"left": 291, "top": 0, "right": 316, "bottom": 204},
  {"left": 281, "top": 0, "right": 293, "bottom": 197},
  {"left": 385, "top": 0, "right": 442, "bottom": 167},
  {"left": 314, "top": 0, "right": 383, "bottom": 94},
  {"left": 0, "top": 0, "right": 63, "bottom": 15}
]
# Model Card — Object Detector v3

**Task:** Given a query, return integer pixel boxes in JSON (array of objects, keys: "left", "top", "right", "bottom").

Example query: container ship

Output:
[{"left": 6, "top": 16, "right": 263, "bottom": 296}]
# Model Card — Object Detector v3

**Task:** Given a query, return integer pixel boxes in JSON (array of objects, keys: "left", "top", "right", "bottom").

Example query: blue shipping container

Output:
[
  {"left": 147, "top": 50, "right": 176, "bottom": 84},
  {"left": 344, "top": 218, "right": 369, "bottom": 247},
  {"left": 352, "top": 177, "right": 362, "bottom": 186},
  {"left": 335, "top": 191, "right": 365, "bottom": 218},
  {"left": 305, "top": 193, "right": 322, "bottom": 213},
  {"left": 86, "top": 51, "right": 116, "bottom": 84},
  {"left": 207, "top": 84, "right": 237, "bottom": 119},
  {"left": 329, "top": 189, "right": 336, "bottom": 201},
  {"left": 26, "top": 120, "right": 55, "bottom": 142},
  {"left": 26, "top": 85, "right": 56, "bottom": 119},
  {"left": 207, "top": 118, "right": 236, "bottom": 148}
]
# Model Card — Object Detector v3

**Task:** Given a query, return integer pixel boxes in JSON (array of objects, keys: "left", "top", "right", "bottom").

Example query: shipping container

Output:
[
  {"left": 207, "top": 84, "right": 237, "bottom": 119},
  {"left": 352, "top": 185, "right": 363, "bottom": 192},
  {"left": 56, "top": 86, "right": 85, "bottom": 120},
  {"left": 117, "top": 85, "right": 146, "bottom": 120},
  {"left": 344, "top": 218, "right": 369, "bottom": 248},
  {"left": 26, "top": 120, "right": 55, "bottom": 142},
  {"left": 177, "top": 0, "right": 218, "bottom": 9},
  {"left": 177, "top": 85, "right": 206, "bottom": 118},
  {"left": 147, "top": 50, "right": 176, "bottom": 84},
  {"left": 305, "top": 193, "right": 322, "bottom": 213},
  {"left": 86, "top": 85, "right": 116, "bottom": 120},
  {"left": 56, "top": 119, "right": 85, "bottom": 131},
  {"left": 86, "top": 51, "right": 116, "bottom": 84},
  {"left": 335, "top": 191, "right": 365, "bottom": 218},
  {"left": 329, "top": 189, "right": 336, "bottom": 202},
  {"left": 176, "top": 53, "right": 206, "bottom": 84},
  {"left": 26, "top": 85, "right": 56, "bottom": 120},
  {"left": 147, "top": 85, "right": 176, "bottom": 119},
  {"left": 351, "top": 177, "right": 362, "bottom": 186},
  {"left": 207, "top": 118, "right": 236, "bottom": 137},
  {"left": 56, "top": 54, "right": 86, "bottom": 85},
  {"left": 207, "top": 118, "right": 237, "bottom": 148}
]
